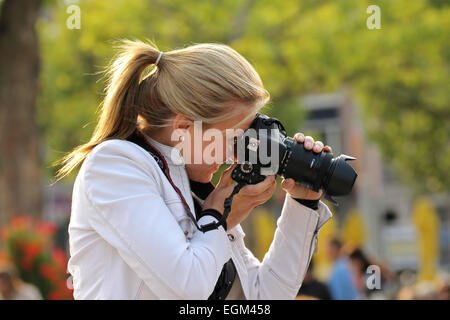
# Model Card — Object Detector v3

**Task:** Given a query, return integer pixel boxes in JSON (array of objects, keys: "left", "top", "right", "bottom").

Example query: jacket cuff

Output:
[
  {"left": 194, "top": 215, "right": 232, "bottom": 276},
  {"left": 197, "top": 208, "right": 227, "bottom": 231},
  {"left": 293, "top": 198, "right": 319, "bottom": 210}
]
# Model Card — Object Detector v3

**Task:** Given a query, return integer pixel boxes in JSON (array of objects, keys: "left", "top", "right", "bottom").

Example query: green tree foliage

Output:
[{"left": 37, "top": 0, "right": 449, "bottom": 193}]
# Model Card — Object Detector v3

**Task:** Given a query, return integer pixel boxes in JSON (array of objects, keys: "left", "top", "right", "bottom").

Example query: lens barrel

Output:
[
  {"left": 281, "top": 138, "right": 357, "bottom": 197},
  {"left": 322, "top": 155, "right": 358, "bottom": 196},
  {"left": 232, "top": 113, "right": 358, "bottom": 199}
]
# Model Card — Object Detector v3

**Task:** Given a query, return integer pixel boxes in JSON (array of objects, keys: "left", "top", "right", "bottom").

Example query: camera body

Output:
[{"left": 231, "top": 113, "right": 358, "bottom": 199}]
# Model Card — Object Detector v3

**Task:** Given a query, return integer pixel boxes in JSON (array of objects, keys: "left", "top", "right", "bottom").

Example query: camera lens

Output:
[
  {"left": 281, "top": 137, "right": 357, "bottom": 197},
  {"left": 323, "top": 155, "right": 358, "bottom": 196},
  {"left": 231, "top": 113, "right": 358, "bottom": 201}
]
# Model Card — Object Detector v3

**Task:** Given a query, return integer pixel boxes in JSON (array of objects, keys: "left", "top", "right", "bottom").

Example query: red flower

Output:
[
  {"left": 35, "top": 221, "right": 57, "bottom": 236},
  {"left": 58, "top": 279, "right": 71, "bottom": 292},
  {"left": 52, "top": 248, "right": 68, "bottom": 271},
  {"left": 20, "top": 256, "right": 34, "bottom": 271},
  {"left": 39, "top": 263, "right": 55, "bottom": 280},
  {"left": 3, "top": 216, "right": 74, "bottom": 300},
  {"left": 10, "top": 216, "right": 32, "bottom": 230},
  {"left": 47, "top": 290, "right": 62, "bottom": 300},
  {"left": 62, "top": 285, "right": 74, "bottom": 300},
  {"left": 24, "top": 242, "right": 42, "bottom": 258}
]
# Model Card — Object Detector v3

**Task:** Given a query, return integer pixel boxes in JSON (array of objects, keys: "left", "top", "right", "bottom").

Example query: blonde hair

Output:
[{"left": 54, "top": 39, "right": 270, "bottom": 181}]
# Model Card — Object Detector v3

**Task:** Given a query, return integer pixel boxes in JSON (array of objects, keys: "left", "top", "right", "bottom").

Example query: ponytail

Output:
[
  {"left": 54, "top": 39, "right": 270, "bottom": 181},
  {"left": 54, "top": 40, "right": 161, "bottom": 181}
]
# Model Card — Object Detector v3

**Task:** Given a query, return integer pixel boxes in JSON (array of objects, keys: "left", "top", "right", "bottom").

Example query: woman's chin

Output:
[
  {"left": 187, "top": 164, "right": 220, "bottom": 183},
  {"left": 200, "top": 170, "right": 218, "bottom": 183},
  {"left": 190, "top": 175, "right": 213, "bottom": 184}
]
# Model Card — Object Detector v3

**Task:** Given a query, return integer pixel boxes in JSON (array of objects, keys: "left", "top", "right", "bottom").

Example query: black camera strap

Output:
[
  {"left": 128, "top": 130, "right": 226, "bottom": 232},
  {"left": 189, "top": 185, "right": 237, "bottom": 300},
  {"left": 127, "top": 130, "right": 238, "bottom": 299}
]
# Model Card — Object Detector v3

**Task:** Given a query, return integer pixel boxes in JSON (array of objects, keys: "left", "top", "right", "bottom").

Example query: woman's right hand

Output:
[{"left": 202, "top": 164, "right": 277, "bottom": 231}]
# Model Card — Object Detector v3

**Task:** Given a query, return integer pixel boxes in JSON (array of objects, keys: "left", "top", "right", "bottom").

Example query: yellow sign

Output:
[{"left": 412, "top": 197, "right": 440, "bottom": 283}]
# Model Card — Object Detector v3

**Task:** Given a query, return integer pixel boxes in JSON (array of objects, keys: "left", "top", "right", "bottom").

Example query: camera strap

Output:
[
  {"left": 127, "top": 130, "right": 238, "bottom": 299},
  {"left": 128, "top": 130, "right": 207, "bottom": 230},
  {"left": 127, "top": 130, "right": 243, "bottom": 234},
  {"left": 189, "top": 189, "right": 238, "bottom": 300}
]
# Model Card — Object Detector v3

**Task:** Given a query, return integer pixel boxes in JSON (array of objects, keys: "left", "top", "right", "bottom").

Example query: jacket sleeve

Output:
[
  {"left": 243, "top": 194, "right": 332, "bottom": 300},
  {"left": 81, "top": 141, "right": 232, "bottom": 299}
]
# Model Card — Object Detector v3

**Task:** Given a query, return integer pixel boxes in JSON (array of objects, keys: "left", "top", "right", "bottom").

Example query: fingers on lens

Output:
[
  {"left": 313, "top": 141, "right": 324, "bottom": 153},
  {"left": 304, "top": 136, "right": 314, "bottom": 149},
  {"left": 294, "top": 133, "right": 305, "bottom": 142}
]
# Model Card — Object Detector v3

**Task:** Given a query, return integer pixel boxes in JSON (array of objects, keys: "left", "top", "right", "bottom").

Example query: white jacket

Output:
[{"left": 68, "top": 135, "right": 332, "bottom": 300}]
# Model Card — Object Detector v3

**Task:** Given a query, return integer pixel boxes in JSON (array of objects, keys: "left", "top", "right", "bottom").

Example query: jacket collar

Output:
[
  {"left": 134, "top": 131, "right": 217, "bottom": 212},
  {"left": 142, "top": 133, "right": 185, "bottom": 167}
]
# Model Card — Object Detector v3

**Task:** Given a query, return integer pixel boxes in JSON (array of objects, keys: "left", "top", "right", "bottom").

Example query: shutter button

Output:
[{"left": 227, "top": 233, "right": 235, "bottom": 241}]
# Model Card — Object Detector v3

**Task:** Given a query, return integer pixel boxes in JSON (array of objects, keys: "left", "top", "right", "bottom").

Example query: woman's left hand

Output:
[
  {"left": 203, "top": 164, "right": 277, "bottom": 231},
  {"left": 281, "top": 133, "right": 332, "bottom": 200}
]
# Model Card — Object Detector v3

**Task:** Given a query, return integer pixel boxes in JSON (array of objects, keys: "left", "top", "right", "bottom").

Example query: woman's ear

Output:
[
  {"left": 171, "top": 114, "right": 193, "bottom": 139},
  {"left": 172, "top": 114, "right": 192, "bottom": 130}
]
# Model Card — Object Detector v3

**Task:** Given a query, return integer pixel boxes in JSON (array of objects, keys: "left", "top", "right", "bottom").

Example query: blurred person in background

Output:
[
  {"left": 0, "top": 269, "right": 42, "bottom": 300},
  {"left": 437, "top": 279, "right": 449, "bottom": 300},
  {"left": 349, "top": 247, "right": 397, "bottom": 299},
  {"left": 327, "top": 238, "right": 359, "bottom": 300},
  {"left": 348, "top": 248, "right": 371, "bottom": 299},
  {"left": 396, "top": 269, "right": 417, "bottom": 300},
  {"left": 395, "top": 269, "right": 449, "bottom": 300},
  {"left": 297, "top": 259, "right": 331, "bottom": 300}
]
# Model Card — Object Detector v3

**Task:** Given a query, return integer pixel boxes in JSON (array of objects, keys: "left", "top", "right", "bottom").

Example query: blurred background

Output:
[{"left": 0, "top": 0, "right": 448, "bottom": 300}]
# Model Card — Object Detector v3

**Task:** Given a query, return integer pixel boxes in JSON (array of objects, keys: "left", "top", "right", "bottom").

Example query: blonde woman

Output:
[{"left": 58, "top": 40, "right": 333, "bottom": 300}]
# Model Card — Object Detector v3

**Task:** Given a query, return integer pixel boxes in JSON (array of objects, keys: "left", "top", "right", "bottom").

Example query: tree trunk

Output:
[{"left": 0, "top": 0, "right": 42, "bottom": 226}]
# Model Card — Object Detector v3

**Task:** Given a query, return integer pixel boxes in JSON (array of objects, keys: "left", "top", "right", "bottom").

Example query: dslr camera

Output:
[{"left": 231, "top": 113, "right": 357, "bottom": 203}]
